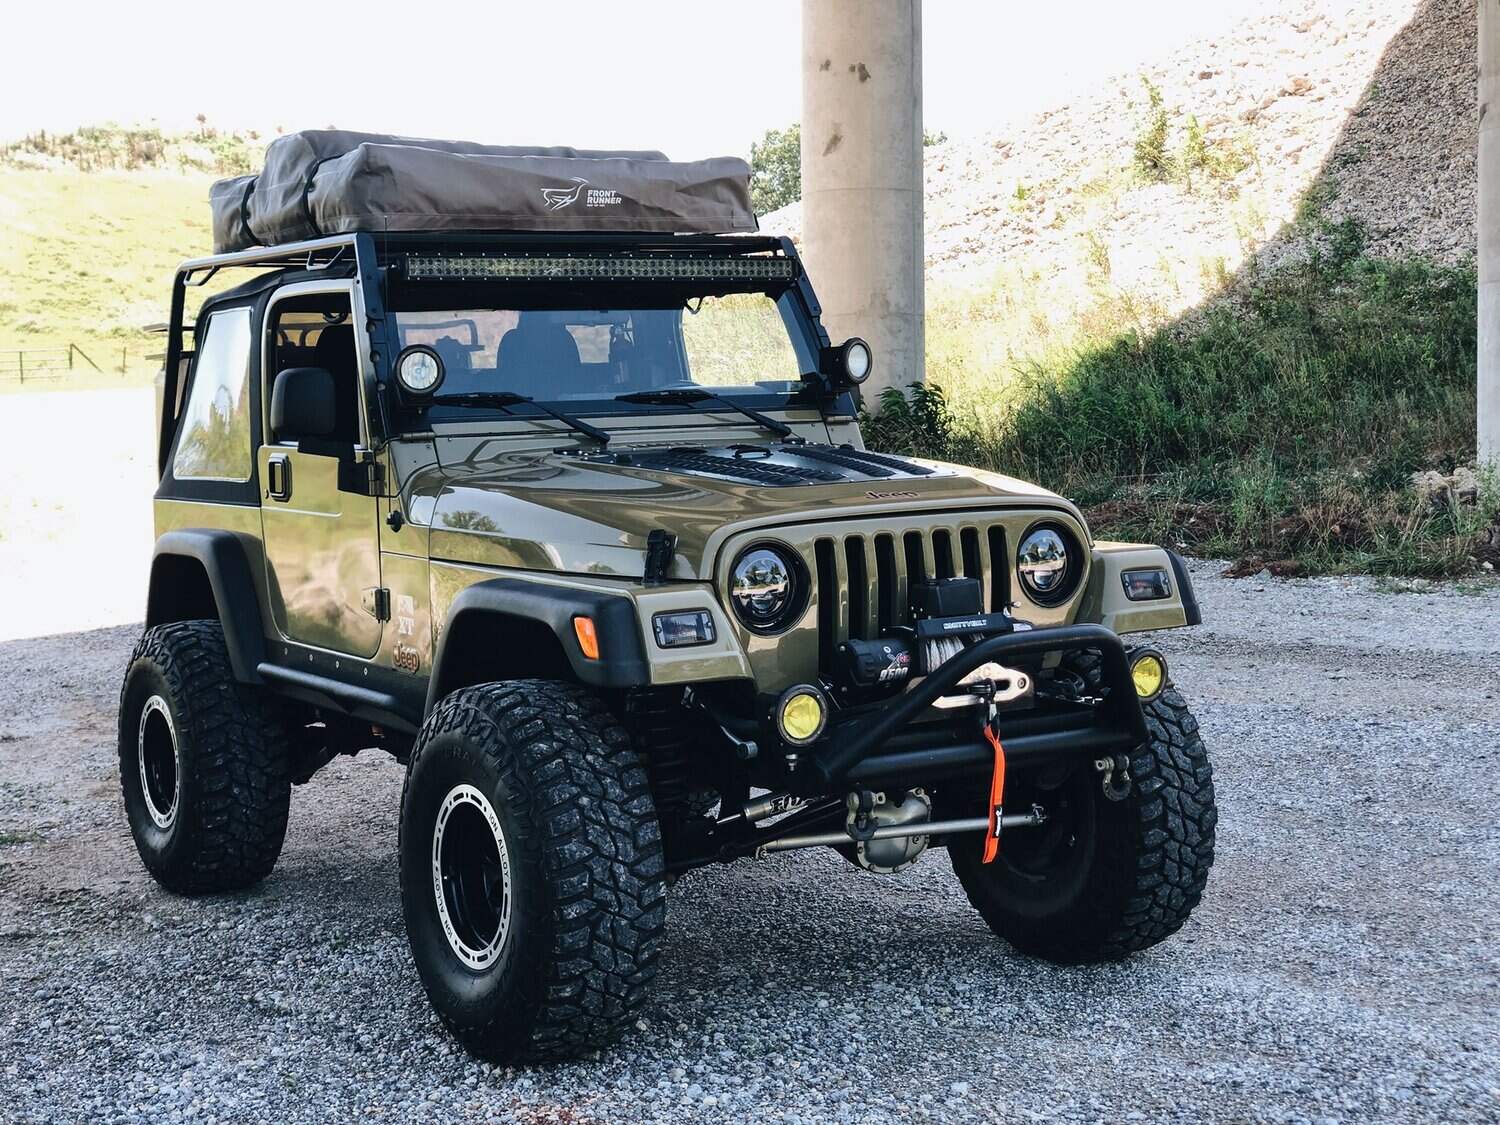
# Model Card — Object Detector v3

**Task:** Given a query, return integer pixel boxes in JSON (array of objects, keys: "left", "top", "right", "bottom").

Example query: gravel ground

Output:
[{"left": 1, "top": 562, "right": 1497, "bottom": 1124}]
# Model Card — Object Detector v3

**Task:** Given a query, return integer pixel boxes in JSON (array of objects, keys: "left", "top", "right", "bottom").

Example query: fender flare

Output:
[
  {"left": 426, "top": 577, "right": 650, "bottom": 715},
  {"left": 146, "top": 529, "right": 266, "bottom": 683}
]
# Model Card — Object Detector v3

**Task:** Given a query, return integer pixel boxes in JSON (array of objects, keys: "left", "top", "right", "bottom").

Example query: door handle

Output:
[{"left": 267, "top": 454, "right": 292, "bottom": 501}]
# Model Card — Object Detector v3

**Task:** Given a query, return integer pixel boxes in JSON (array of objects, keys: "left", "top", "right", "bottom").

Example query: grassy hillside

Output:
[
  {"left": 0, "top": 168, "right": 217, "bottom": 385},
  {"left": 869, "top": 222, "right": 1494, "bottom": 577}
]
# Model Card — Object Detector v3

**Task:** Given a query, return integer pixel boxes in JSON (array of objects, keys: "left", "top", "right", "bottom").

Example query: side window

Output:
[
  {"left": 267, "top": 295, "right": 361, "bottom": 446},
  {"left": 173, "top": 307, "right": 254, "bottom": 481}
]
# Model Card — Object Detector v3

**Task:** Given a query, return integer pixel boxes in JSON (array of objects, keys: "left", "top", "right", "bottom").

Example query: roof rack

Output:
[{"left": 178, "top": 235, "right": 360, "bottom": 288}]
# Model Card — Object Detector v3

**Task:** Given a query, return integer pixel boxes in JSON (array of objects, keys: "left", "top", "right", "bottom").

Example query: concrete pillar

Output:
[
  {"left": 1481, "top": 0, "right": 1500, "bottom": 466},
  {"left": 801, "top": 0, "right": 924, "bottom": 406}
]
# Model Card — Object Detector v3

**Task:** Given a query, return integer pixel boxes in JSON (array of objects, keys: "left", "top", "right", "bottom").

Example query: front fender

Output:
[
  {"left": 1076, "top": 544, "right": 1201, "bottom": 634},
  {"left": 426, "top": 577, "right": 651, "bottom": 714}
]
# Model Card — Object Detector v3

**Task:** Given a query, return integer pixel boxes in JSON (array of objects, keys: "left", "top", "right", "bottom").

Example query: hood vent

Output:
[
  {"left": 789, "top": 444, "right": 936, "bottom": 478},
  {"left": 612, "top": 448, "right": 843, "bottom": 486},
  {"left": 585, "top": 443, "right": 939, "bottom": 488}
]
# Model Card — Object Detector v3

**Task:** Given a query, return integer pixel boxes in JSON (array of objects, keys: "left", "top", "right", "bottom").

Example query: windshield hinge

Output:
[
  {"left": 354, "top": 450, "right": 385, "bottom": 496},
  {"left": 644, "top": 529, "right": 678, "bottom": 586}
]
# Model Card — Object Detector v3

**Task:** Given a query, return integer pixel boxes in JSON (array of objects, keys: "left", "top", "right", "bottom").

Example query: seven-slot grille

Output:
[{"left": 812, "top": 522, "right": 1010, "bottom": 674}]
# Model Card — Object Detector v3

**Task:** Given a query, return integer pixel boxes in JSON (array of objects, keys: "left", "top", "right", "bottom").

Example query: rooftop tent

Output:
[{"left": 210, "top": 129, "right": 757, "bottom": 253}]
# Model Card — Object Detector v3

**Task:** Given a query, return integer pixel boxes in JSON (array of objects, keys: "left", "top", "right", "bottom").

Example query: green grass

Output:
[
  {"left": 0, "top": 168, "right": 219, "bottom": 385},
  {"left": 869, "top": 224, "right": 1496, "bottom": 577}
]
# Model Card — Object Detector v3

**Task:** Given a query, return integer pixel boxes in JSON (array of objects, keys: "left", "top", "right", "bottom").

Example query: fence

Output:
[{"left": 0, "top": 344, "right": 136, "bottom": 384}]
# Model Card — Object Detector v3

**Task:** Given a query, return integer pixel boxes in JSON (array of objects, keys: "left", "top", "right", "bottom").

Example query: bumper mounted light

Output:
[
  {"left": 1127, "top": 647, "right": 1168, "bottom": 701},
  {"left": 775, "top": 684, "right": 829, "bottom": 746}
]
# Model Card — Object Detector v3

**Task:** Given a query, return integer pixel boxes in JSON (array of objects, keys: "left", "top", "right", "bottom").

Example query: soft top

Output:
[{"left": 211, "top": 130, "right": 756, "bottom": 253}]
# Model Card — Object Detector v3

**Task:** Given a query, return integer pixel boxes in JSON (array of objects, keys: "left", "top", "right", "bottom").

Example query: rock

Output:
[{"left": 1410, "top": 466, "right": 1481, "bottom": 508}]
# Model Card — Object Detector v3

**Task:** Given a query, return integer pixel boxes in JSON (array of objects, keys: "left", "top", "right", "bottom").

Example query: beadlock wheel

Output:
[
  {"left": 432, "top": 783, "right": 513, "bottom": 971},
  {"left": 136, "top": 695, "right": 180, "bottom": 830},
  {"left": 117, "top": 621, "right": 291, "bottom": 895}
]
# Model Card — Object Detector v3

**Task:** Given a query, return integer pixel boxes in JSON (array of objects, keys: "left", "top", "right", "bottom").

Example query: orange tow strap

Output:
[{"left": 982, "top": 722, "right": 1007, "bottom": 864}]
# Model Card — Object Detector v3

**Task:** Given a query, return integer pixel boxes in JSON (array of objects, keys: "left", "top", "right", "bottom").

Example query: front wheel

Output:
[
  {"left": 950, "top": 686, "right": 1216, "bottom": 962},
  {"left": 399, "top": 680, "right": 666, "bottom": 1063}
]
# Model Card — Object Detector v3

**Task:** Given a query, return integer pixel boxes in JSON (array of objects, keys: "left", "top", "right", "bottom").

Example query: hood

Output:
[{"left": 407, "top": 440, "right": 1080, "bottom": 580}]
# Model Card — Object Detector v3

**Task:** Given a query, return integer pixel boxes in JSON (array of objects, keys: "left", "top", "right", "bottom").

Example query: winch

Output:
[{"left": 830, "top": 576, "right": 1036, "bottom": 710}]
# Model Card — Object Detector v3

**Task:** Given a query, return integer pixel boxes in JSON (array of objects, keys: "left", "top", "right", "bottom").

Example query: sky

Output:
[{"left": 0, "top": 1, "right": 1273, "bottom": 156}]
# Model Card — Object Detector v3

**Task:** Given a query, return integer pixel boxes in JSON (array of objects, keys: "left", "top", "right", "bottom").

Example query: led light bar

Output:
[{"left": 404, "top": 254, "right": 796, "bottom": 281}]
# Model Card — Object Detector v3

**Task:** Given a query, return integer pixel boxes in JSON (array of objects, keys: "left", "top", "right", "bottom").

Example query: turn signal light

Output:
[
  {"left": 1121, "top": 567, "right": 1172, "bottom": 601},
  {"left": 652, "top": 610, "right": 716, "bottom": 648},
  {"left": 572, "top": 616, "right": 600, "bottom": 660}
]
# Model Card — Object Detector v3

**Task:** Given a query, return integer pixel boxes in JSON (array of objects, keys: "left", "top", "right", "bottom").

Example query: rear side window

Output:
[{"left": 173, "top": 307, "right": 254, "bottom": 481}]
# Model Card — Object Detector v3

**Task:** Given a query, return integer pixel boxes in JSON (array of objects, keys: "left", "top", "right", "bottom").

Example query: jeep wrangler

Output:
[{"left": 122, "top": 213, "right": 1215, "bottom": 1064}]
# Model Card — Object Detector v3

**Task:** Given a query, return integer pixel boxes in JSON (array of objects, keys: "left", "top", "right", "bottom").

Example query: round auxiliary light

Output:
[
  {"left": 1017, "top": 523, "right": 1078, "bottom": 605},
  {"left": 395, "top": 345, "right": 444, "bottom": 396},
  {"left": 776, "top": 684, "right": 829, "bottom": 746},
  {"left": 1129, "top": 648, "right": 1168, "bottom": 701},
  {"left": 841, "top": 337, "right": 872, "bottom": 384},
  {"left": 729, "top": 545, "right": 802, "bottom": 632}
]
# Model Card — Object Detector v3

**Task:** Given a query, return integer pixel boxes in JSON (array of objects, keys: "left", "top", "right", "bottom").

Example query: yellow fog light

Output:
[
  {"left": 1129, "top": 648, "right": 1167, "bottom": 701},
  {"left": 776, "top": 684, "right": 828, "bottom": 745}
]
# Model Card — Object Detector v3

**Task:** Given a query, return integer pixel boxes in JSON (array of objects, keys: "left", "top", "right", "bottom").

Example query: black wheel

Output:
[
  {"left": 399, "top": 680, "right": 665, "bottom": 1063},
  {"left": 950, "top": 662, "right": 1216, "bottom": 963},
  {"left": 118, "top": 621, "right": 292, "bottom": 894}
]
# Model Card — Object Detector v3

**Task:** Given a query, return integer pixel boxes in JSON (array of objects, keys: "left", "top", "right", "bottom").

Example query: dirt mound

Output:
[{"left": 764, "top": 0, "right": 1472, "bottom": 320}]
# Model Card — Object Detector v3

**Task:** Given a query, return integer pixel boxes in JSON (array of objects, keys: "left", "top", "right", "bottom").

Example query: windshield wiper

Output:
[
  {"left": 430, "top": 392, "right": 610, "bottom": 445},
  {"left": 614, "top": 388, "right": 793, "bottom": 439}
]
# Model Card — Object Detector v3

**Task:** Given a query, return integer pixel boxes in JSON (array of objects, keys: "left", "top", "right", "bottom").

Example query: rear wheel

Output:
[
  {"left": 950, "top": 678, "right": 1216, "bottom": 962},
  {"left": 118, "top": 621, "right": 291, "bottom": 894},
  {"left": 399, "top": 680, "right": 665, "bottom": 1062}
]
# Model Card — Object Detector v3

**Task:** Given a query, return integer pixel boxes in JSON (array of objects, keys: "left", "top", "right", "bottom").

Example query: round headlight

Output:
[
  {"left": 841, "top": 338, "right": 872, "bottom": 384},
  {"left": 395, "top": 345, "right": 444, "bottom": 396},
  {"left": 1017, "top": 524, "right": 1080, "bottom": 605},
  {"left": 729, "top": 545, "right": 802, "bottom": 632}
]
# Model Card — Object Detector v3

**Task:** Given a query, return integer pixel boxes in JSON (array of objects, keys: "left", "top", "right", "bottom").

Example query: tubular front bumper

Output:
[{"left": 798, "top": 624, "right": 1148, "bottom": 792}]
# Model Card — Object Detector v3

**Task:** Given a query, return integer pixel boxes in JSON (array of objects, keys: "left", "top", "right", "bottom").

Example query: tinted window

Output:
[{"left": 173, "top": 307, "right": 253, "bottom": 481}]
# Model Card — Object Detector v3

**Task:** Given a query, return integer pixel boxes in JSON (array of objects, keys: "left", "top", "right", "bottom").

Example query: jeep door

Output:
[{"left": 256, "top": 281, "right": 384, "bottom": 658}]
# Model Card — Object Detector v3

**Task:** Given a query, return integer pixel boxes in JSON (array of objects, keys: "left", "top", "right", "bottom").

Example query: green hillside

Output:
[
  {"left": 0, "top": 123, "right": 259, "bottom": 385},
  {"left": 0, "top": 170, "right": 216, "bottom": 382}
]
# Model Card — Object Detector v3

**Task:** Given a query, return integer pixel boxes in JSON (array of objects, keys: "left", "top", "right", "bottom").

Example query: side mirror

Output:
[
  {"left": 819, "top": 337, "right": 873, "bottom": 388},
  {"left": 271, "top": 367, "right": 337, "bottom": 443}
]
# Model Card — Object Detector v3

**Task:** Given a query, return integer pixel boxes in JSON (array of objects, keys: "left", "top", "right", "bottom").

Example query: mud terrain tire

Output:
[
  {"left": 399, "top": 680, "right": 665, "bottom": 1063},
  {"left": 950, "top": 671, "right": 1215, "bottom": 962},
  {"left": 118, "top": 620, "right": 292, "bottom": 894}
]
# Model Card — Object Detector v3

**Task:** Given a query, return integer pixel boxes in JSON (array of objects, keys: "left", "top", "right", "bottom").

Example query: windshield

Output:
[{"left": 392, "top": 292, "right": 817, "bottom": 423}]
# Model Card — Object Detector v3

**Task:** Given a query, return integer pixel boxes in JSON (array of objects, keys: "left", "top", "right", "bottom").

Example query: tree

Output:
[
  {"left": 750, "top": 122, "right": 945, "bottom": 215},
  {"left": 749, "top": 124, "right": 801, "bottom": 215}
]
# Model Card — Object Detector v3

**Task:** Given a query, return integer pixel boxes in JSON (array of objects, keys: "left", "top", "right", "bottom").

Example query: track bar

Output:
[{"left": 757, "top": 811, "right": 1044, "bottom": 856}]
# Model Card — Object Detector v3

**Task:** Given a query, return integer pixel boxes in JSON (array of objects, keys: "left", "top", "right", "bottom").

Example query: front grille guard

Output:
[{"left": 800, "top": 624, "right": 1148, "bottom": 792}]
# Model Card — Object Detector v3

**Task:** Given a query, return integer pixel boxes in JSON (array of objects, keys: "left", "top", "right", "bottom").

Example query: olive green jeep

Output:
[{"left": 122, "top": 167, "right": 1215, "bottom": 1063}]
